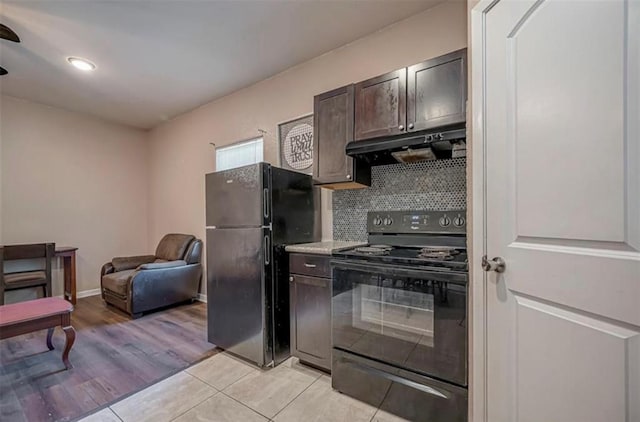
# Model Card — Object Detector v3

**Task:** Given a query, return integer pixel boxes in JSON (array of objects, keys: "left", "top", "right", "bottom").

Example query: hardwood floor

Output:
[{"left": 0, "top": 295, "right": 218, "bottom": 422}]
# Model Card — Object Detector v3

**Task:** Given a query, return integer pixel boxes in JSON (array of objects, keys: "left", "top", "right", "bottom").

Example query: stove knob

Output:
[
  {"left": 453, "top": 216, "right": 465, "bottom": 227},
  {"left": 439, "top": 215, "right": 451, "bottom": 227},
  {"left": 383, "top": 217, "right": 393, "bottom": 226},
  {"left": 373, "top": 217, "right": 383, "bottom": 226}
]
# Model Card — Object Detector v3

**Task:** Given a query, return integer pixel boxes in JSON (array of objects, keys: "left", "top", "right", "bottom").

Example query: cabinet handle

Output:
[
  {"left": 263, "top": 188, "right": 269, "bottom": 219},
  {"left": 408, "top": 123, "right": 414, "bottom": 130},
  {"left": 289, "top": 276, "right": 294, "bottom": 282},
  {"left": 398, "top": 125, "right": 404, "bottom": 130},
  {"left": 346, "top": 174, "right": 351, "bottom": 179},
  {"left": 264, "top": 236, "right": 270, "bottom": 265},
  {"left": 304, "top": 263, "right": 317, "bottom": 268}
]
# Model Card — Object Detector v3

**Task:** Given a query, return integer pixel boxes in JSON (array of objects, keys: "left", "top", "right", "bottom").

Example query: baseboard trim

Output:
[
  {"left": 197, "top": 293, "right": 207, "bottom": 303},
  {"left": 77, "top": 288, "right": 101, "bottom": 298}
]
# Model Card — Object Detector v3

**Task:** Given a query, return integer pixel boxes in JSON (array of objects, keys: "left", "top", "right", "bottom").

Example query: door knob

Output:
[
  {"left": 398, "top": 125, "right": 404, "bottom": 130},
  {"left": 408, "top": 123, "right": 414, "bottom": 129},
  {"left": 482, "top": 255, "right": 505, "bottom": 273}
]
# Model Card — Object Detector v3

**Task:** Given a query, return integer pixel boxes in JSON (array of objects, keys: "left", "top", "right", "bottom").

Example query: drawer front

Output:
[
  {"left": 289, "top": 253, "right": 331, "bottom": 278},
  {"left": 332, "top": 349, "right": 467, "bottom": 422}
]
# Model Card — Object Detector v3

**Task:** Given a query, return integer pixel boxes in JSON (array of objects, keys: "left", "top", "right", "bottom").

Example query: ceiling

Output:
[{"left": 0, "top": 0, "right": 442, "bottom": 129}]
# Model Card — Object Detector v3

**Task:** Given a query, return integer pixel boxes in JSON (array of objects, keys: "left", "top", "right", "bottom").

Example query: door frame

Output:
[{"left": 469, "top": 1, "right": 499, "bottom": 421}]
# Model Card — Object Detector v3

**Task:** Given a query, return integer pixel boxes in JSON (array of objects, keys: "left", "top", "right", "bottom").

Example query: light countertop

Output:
[{"left": 285, "top": 241, "right": 366, "bottom": 255}]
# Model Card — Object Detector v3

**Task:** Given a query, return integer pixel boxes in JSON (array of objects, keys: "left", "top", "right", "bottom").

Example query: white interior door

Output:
[{"left": 472, "top": 1, "right": 640, "bottom": 421}]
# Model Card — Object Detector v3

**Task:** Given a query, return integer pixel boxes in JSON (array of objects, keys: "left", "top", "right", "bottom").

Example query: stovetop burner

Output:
[
  {"left": 353, "top": 245, "right": 393, "bottom": 255},
  {"left": 418, "top": 251, "right": 455, "bottom": 260},
  {"left": 417, "top": 246, "right": 460, "bottom": 260},
  {"left": 419, "top": 246, "right": 459, "bottom": 253}
]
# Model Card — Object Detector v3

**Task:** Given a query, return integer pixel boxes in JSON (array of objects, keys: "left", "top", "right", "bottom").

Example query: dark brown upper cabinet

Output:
[
  {"left": 407, "top": 49, "right": 467, "bottom": 132},
  {"left": 352, "top": 49, "right": 467, "bottom": 142},
  {"left": 313, "top": 84, "right": 370, "bottom": 189},
  {"left": 354, "top": 69, "right": 407, "bottom": 141}
]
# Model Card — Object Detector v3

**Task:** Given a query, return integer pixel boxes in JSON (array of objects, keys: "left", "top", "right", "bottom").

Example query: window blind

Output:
[{"left": 215, "top": 137, "right": 263, "bottom": 171}]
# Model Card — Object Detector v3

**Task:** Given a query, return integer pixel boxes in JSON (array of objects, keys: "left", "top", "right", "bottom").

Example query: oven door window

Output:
[
  {"left": 332, "top": 262, "right": 467, "bottom": 386},
  {"left": 357, "top": 284, "right": 435, "bottom": 346}
]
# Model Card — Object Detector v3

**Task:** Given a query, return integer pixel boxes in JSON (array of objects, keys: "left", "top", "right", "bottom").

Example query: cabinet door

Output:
[
  {"left": 313, "top": 85, "right": 355, "bottom": 185},
  {"left": 290, "top": 274, "right": 331, "bottom": 371},
  {"left": 407, "top": 49, "right": 467, "bottom": 132},
  {"left": 354, "top": 69, "right": 407, "bottom": 141}
]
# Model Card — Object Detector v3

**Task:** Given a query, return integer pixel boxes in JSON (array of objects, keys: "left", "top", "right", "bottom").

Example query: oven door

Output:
[{"left": 332, "top": 259, "right": 467, "bottom": 386}]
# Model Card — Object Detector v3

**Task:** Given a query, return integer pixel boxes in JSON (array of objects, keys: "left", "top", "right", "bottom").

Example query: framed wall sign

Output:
[{"left": 278, "top": 114, "right": 313, "bottom": 175}]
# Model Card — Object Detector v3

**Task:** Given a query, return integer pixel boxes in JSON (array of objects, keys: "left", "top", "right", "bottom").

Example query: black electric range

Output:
[{"left": 331, "top": 210, "right": 469, "bottom": 422}]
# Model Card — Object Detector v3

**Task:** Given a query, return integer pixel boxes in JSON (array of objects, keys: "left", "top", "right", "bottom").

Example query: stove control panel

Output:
[{"left": 367, "top": 210, "right": 467, "bottom": 234}]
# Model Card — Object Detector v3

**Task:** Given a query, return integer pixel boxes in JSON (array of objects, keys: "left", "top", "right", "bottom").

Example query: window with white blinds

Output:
[{"left": 215, "top": 137, "right": 263, "bottom": 171}]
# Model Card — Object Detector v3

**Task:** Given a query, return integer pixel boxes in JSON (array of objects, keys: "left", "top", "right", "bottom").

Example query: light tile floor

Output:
[{"left": 78, "top": 352, "right": 403, "bottom": 422}]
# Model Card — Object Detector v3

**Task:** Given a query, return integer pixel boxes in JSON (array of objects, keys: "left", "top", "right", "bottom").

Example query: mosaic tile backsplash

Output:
[{"left": 332, "top": 158, "right": 466, "bottom": 241}]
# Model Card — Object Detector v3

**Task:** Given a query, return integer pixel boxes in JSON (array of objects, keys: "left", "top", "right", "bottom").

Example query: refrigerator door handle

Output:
[
  {"left": 264, "top": 235, "right": 270, "bottom": 265},
  {"left": 263, "top": 188, "right": 269, "bottom": 219}
]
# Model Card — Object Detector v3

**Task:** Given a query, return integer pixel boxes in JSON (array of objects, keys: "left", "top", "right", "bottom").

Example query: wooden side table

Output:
[
  {"left": 0, "top": 297, "right": 76, "bottom": 369},
  {"left": 55, "top": 247, "right": 78, "bottom": 305}
]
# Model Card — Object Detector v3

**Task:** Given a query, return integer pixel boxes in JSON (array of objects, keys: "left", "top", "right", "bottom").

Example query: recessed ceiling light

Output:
[{"left": 67, "top": 57, "right": 96, "bottom": 71}]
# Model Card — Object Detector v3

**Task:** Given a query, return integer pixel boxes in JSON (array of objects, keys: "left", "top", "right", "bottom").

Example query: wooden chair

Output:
[{"left": 0, "top": 243, "right": 55, "bottom": 305}]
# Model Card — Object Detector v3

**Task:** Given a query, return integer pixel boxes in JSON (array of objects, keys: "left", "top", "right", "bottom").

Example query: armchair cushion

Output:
[
  {"left": 112, "top": 255, "right": 156, "bottom": 272},
  {"left": 155, "top": 234, "right": 195, "bottom": 261},
  {"left": 138, "top": 260, "right": 187, "bottom": 270},
  {"left": 102, "top": 269, "right": 136, "bottom": 297}
]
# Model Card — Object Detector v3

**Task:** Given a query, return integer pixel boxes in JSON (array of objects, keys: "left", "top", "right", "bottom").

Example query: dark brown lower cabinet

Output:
[{"left": 289, "top": 253, "right": 331, "bottom": 372}]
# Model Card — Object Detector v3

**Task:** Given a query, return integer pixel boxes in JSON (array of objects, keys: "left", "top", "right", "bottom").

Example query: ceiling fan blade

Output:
[
  {"left": 0, "top": 24, "right": 20, "bottom": 42},
  {"left": 0, "top": 66, "right": 7, "bottom": 75}
]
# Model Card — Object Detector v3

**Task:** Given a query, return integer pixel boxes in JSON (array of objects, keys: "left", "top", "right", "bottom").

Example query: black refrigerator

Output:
[{"left": 205, "top": 162, "right": 319, "bottom": 367}]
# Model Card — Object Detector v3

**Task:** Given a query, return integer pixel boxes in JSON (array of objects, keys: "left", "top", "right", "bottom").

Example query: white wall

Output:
[
  {"left": 147, "top": 1, "right": 468, "bottom": 253},
  {"left": 1, "top": 96, "right": 149, "bottom": 296}
]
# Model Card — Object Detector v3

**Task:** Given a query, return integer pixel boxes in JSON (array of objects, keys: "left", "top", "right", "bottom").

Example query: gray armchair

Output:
[{"left": 101, "top": 234, "right": 202, "bottom": 318}]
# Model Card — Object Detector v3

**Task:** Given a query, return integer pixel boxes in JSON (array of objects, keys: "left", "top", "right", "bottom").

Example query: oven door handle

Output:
[
  {"left": 331, "top": 260, "right": 467, "bottom": 284},
  {"left": 344, "top": 358, "right": 450, "bottom": 399}
]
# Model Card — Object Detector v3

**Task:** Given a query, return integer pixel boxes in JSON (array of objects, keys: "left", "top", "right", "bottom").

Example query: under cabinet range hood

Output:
[{"left": 346, "top": 127, "right": 466, "bottom": 165}]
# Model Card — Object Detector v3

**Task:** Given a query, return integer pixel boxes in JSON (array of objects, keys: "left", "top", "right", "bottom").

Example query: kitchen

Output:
[
  {"left": 2, "top": 1, "right": 635, "bottom": 421},
  {"left": 202, "top": 0, "right": 639, "bottom": 415},
  {"left": 160, "top": 0, "right": 637, "bottom": 421},
  {"left": 205, "top": 46, "right": 469, "bottom": 421}
]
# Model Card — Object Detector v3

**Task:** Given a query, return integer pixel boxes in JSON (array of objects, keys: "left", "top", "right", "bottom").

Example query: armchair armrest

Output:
[
  {"left": 111, "top": 255, "right": 156, "bottom": 272},
  {"left": 101, "top": 262, "right": 115, "bottom": 277},
  {"left": 138, "top": 260, "right": 187, "bottom": 270}
]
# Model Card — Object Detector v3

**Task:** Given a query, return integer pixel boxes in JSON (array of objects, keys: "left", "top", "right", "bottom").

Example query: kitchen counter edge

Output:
[{"left": 285, "top": 241, "right": 366, "bottom": 255}]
